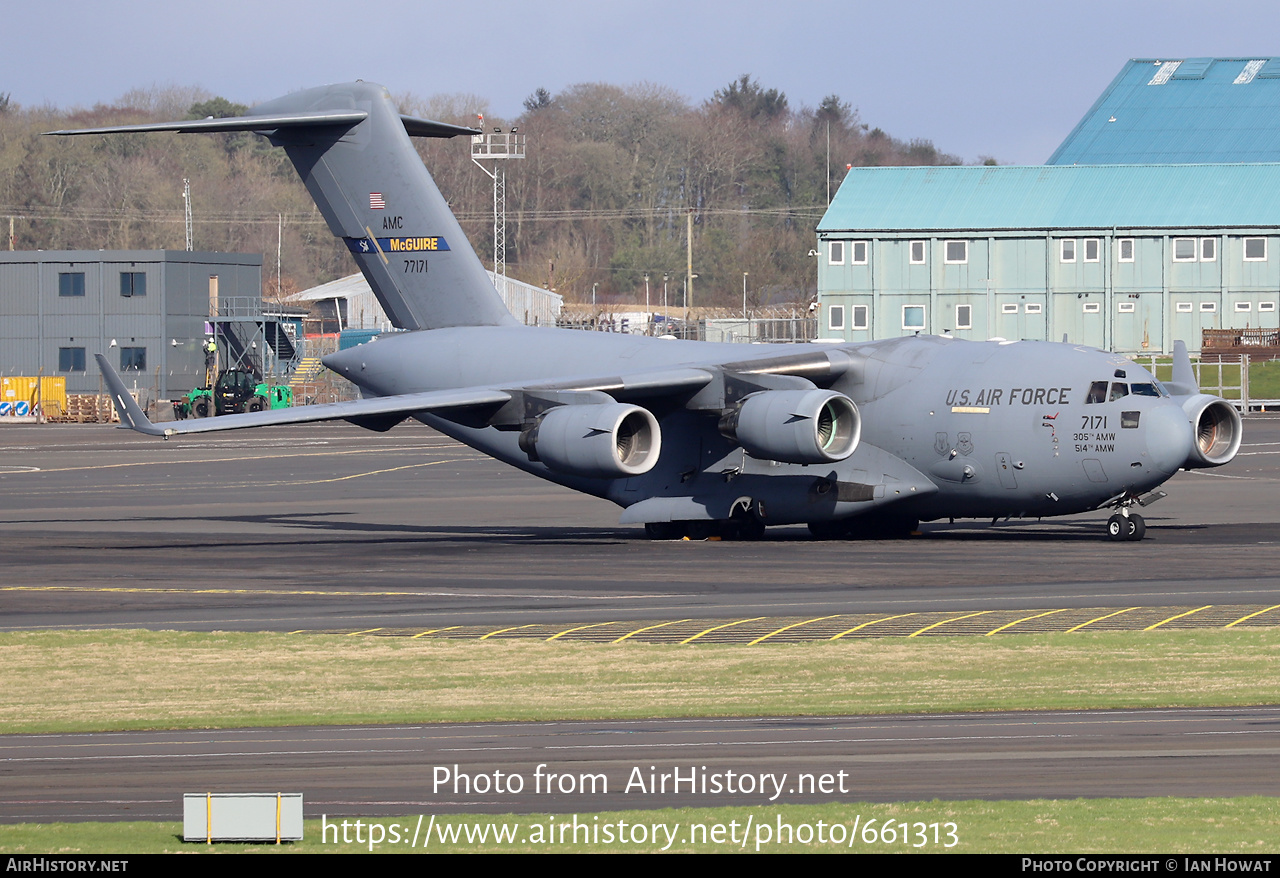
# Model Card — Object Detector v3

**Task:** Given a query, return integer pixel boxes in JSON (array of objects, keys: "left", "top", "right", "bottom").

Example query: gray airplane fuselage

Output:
[
  {"left": 62, "top": 80, "right": 1236, "bottom": 540},
  {"left": 324, "top": 326, "right": 1191, "bottom": 527}
]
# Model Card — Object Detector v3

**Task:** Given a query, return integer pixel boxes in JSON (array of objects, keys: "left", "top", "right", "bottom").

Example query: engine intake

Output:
[
  {"left": 520, "top": 403, "right": 661, "bottom": 479},
  {"left": 719, "top": 389, "right": 860, "bottom": 464},
  {"left": 1181, "top": 394, "right": 1242, "bottom": 468}
]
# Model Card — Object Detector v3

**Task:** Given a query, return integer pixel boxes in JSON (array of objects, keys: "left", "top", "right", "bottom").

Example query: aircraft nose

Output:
[{"left": 1144, "top": 402, "right": 1194, "bottom": 475}]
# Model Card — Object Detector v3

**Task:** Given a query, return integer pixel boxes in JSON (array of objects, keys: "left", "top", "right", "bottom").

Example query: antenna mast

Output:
[
  {"left": 471, "top": 117, "right": 525, "bottom": 292},
  {"left": 182, "top": 178, "right": 193, "bottom": 251}
]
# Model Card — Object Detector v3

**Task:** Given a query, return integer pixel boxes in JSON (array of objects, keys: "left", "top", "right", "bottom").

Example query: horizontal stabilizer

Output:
[
  {"left": 95, "top": 354, "right": 509, "bottom": 437},
  {"left": 48, "top": 111, "right": 475, "bottom": 139}
]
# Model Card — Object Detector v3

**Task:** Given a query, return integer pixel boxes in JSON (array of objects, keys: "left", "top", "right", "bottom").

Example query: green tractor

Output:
[{"left": 175, "top": 369, "right": 293, "bottom": 419}]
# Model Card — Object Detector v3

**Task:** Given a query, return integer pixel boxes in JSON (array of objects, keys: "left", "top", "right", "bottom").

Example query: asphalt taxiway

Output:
[
  {"left": 4, "top": 707, "right": 1279, "bottom": 822},
  {"left": 2, "top": 417, "right": 1278, "bottom": 824},
  {"left": 1, "top": 417, "right": 1279, "bottom": 633}
]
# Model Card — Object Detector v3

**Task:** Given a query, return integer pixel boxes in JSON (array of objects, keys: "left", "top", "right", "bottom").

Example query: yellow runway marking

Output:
[
  {"left": 546, "top": 622, "right": 620, "bottom": 641},
  {"left": 749, "top": 616, "right": 839, "bottom": 645},
  {"left": 829, "top": 614, "right": 917, "bottom": 640},
  {"left": 612, "top": 619, "right": 689, "bottom": 644},
  {"left": 908, "top": 611, "right": 991, "bottom": 637},
  {"left": 1066, "top": 607, "right": 1137, "bottom": 632},
  {"left": 347, "top": 628, "right": 384, "bottom": 636},
  {"left": 1145, "top": 606, "right": 1213, "bottom": 631},
  {"left": 480, "top": 624, "right": 535, "bottom": 640},
  {"left": 985, "top": 608, "right": 1070, "bottom": 636},
  {"left": 411, "top": 627, "right": 459, "bottom": 639},
  {"left": 1225, "top": 605, "right": 1280, "bottom": 628},
  {"left": 680, "top": 618, "right": 765, "bottom": 645}
]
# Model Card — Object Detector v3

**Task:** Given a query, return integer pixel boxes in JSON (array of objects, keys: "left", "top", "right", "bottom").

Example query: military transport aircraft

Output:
[{"left": 53, "top": 82, "right": 1242, "bottom": 542}]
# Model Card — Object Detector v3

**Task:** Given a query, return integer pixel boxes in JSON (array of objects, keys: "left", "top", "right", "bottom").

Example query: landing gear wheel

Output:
[
  {"left": 1127, "top": 514, "right": 1146, "bottom": 542},
  {"left": 731, "top": 516, "right": 766, "bottom": 541},
  {"left": 807, "top": 520, "right": 849, "bottom": 540},
  {"left": 644, "top": 522, "right": 684, "bottom": 541},
  {"left": 1107, "top": 513, "right": 1145, "bottom": 542},
  {"left": 1106, "top": 514, "right": 1126, "bottom": 541}
]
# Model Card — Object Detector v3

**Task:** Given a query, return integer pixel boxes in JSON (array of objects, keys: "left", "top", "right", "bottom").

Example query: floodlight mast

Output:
[{"left": 471, "top": 124, "right": 525, "bottom": 293}]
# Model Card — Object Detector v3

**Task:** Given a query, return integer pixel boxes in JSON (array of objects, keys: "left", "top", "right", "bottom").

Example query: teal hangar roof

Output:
[
  {"left": 818, "top": 163, "right": 1280, "bottom": 233},
  {"left": 1049, "top": 58, "right": 1280, "bottom": 165}
]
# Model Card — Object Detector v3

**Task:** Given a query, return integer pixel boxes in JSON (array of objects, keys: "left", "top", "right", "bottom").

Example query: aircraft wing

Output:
[{"left": 95, "top": 355, "right": 511, "bottom": 438}]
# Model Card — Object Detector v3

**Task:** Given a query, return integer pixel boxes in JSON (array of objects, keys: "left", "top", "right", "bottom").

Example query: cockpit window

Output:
[
  {"left": 1130, "top": 383, "right": 1160, "bottom": 397},
  {"left": 1086, "top": 381, "right": 1109, "bottom": 404},
  {"left": 1109, "top": 382, "right": 1129, "bottom": 402}
]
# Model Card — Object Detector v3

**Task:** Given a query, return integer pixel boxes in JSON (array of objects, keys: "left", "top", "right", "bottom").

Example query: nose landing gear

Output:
[{"left": 1106, "top": 511, "right": 1146, "bottom": 542}]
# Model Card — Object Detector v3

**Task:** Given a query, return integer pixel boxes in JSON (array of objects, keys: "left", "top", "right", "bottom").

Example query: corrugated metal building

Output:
[
  {"left": 817, "top": 56, "right": 1280, "bottom": 354},
  {"left": 0, "top": 250, "right": 262, "bottom": 395},
  {"left": 286, "top": 270, "right": 563, "bottom": 332},
  {"left": 1051, "top": 57, "right": 1280, "bottom": 165}
]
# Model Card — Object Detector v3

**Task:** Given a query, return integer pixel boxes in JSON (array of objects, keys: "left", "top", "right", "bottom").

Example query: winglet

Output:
[
  {"left": 94, "top": 354, "right": 168, "bottom": 437},
  {"left": 1167, "top": 340, "right": 1199, "bottom": 396}
]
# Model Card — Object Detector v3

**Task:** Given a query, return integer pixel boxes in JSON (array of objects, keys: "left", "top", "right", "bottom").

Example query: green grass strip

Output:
[
  {"left": 1, "top": 629, "right": 1278, "bottom": 734},
  {"left": 4, "top": 798, "right": 1279, "bottom": 853}
]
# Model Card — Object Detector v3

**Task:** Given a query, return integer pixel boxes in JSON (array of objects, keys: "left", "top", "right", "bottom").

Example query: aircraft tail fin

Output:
[
  {"left": 1168, "top": 340, "right": 1199, "bottom": 396},
  {"left": 50, "top": 82, "right": 516, "bottom": 332},
  {"left": 95, "top": 354, "right": 167, "bottom": 436}
]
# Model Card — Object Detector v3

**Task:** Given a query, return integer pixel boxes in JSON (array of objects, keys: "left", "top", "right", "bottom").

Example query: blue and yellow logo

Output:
[{"left": 346, "top": 236, "right": 451, "bottom": 254}]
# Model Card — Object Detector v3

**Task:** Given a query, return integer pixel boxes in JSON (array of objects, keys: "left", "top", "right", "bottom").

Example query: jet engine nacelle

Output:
[
  {"left": 520, "top": 402, "right": 662, "bottom": 479},
  {"left": 1179, "top": 394, "right": 1242, "bottom": 468},
  {"left": 719, "top": 389, "right": 861, "bottom": 464}
]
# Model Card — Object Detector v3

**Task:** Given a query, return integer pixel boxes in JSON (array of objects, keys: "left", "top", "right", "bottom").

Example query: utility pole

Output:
[{"left": 686, "top": 210, "right": 696, "bottom": 337}]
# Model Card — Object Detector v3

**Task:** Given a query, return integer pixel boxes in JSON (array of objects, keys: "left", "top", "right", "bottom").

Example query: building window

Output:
[
  {"left": 58, "top": 347, "right": 85, "bottom": 372},
  {"left": 828, "top": 304, "right": 845, "bottom": 330},
  {"left": 1118, "top": 239, "right": 1135, "bottom": 262},
  {"left": 1245, "top": 237, "right": 1267, "bottom": 261},
  {"left": 1060, "top": 239, "right": 1076, "bottom": 263},
  {"left": 1118, "top": 302, "right": 1136, "bottom": 313},
  {"left": 58, "top": 272, "right": 85, "bottom": 297},
  {"left": 1176, "top": 302, "right": 1194, "bottom": 313},
  {"left": 902, "top": 305, "right": 925, "bottom": 330},
  {"left": 1001, "top": 303, "right": 1019, "bottom": 314},
  {"left": 1236, "top": 301, "right": 1253, "bottom": 312},
  {"left": 1261, "top": 302, "right": 1276, "bottom": 312},
  {"left": 1200, "top": 238, "right": 1217, "bottom": 261},
  {"left": 955, "top": 304, "right": 972, "bottom": 329},
  {"left": 1083, "top": 302, "right": 1101, "bottom": 314},
  {"left": 119, "top": 347, "right": 146, "bottom": 371},
  {"left": 1084, "top": 239, "right": 1100, "bottom": 262},
  {"left": 1025, "top": 302, "right": 1043, "bottom": 314},
  {"left": 944, "top": 240, "right": 968, "bottom": 264},
  {"left": 120, "top": 272, "right": 146, "bottom": 297},
  {"left": 851, "top": 305, "right": 869, "bottom": 330},
  {"left": 1201, "top": 302, "right": 1217, "bottom": 312},
  {"left": 909, "top": 241, "right": 926, "bottom": 264},
  {"left": 829, "top": 241, "right": 844, "bottom": 265},
  {"left": 851, "top": 241, "right": 868, "bottom": 264},
  {"left": 1173, "top": 238, "right": 1196, "bottom": 261}
]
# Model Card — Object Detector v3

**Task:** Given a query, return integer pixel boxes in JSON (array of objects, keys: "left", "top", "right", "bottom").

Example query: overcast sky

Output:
[{"left": 7, "top": 1, "right": 1279, "bottom": 164}]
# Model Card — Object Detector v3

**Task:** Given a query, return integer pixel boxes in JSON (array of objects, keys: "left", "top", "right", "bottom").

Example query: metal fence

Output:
[{"left": 1129, "top": 352, "right": 1276, "bottom": 411}]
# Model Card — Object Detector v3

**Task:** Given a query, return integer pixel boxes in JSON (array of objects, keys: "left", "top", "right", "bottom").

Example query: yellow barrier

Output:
[{"left": 0, "top": 377, "right": 67, "bottom": 416}]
